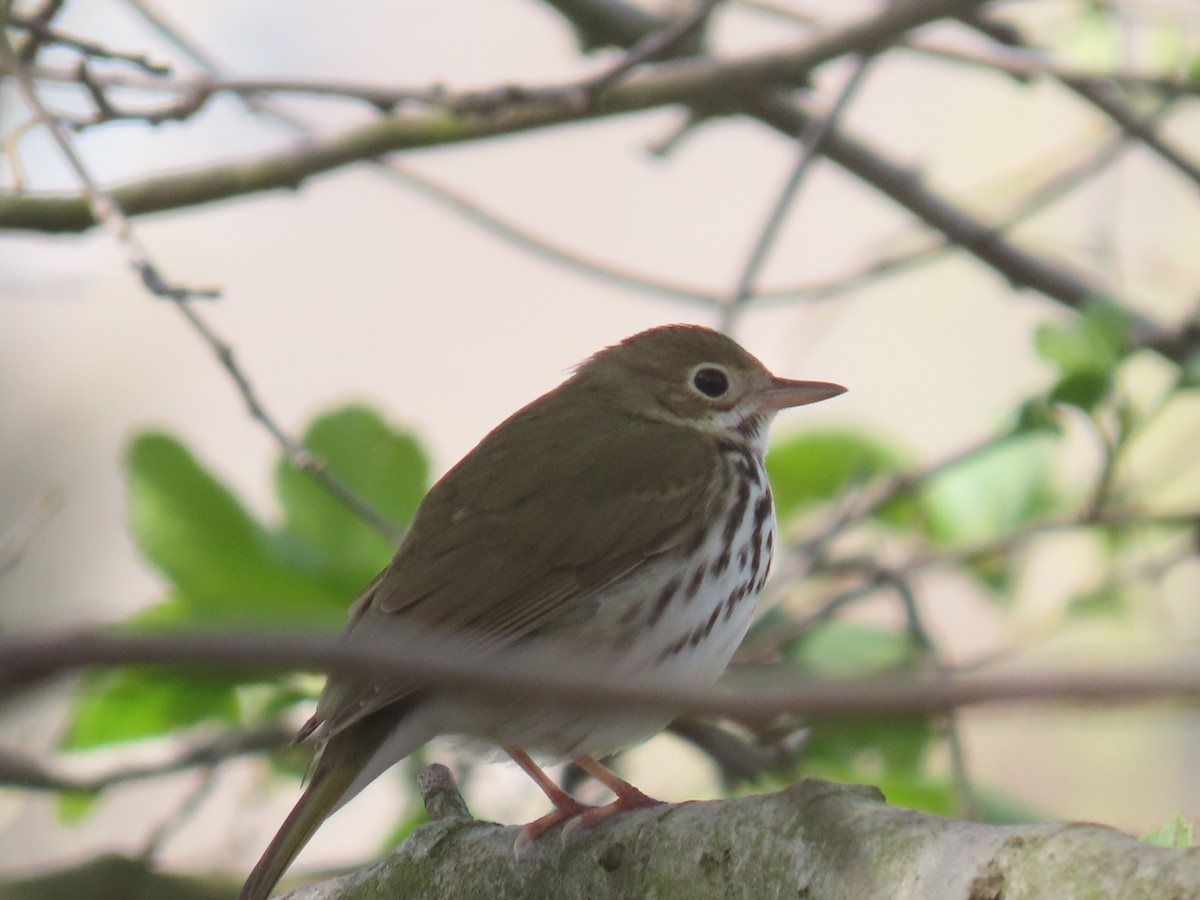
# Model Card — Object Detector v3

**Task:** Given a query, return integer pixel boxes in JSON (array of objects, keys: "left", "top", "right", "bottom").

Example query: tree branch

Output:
[
  {"left": 2, "top": 627, "right": 1199, "bottom": 722},
  {"left": 0, "top": 0, "right": 984, "bottom": 233},
  {"left": 0, "top": 725, "right": 292, "bottom": 793},
  {"left": 282, "top": 768, "right": 1198, "bottom": 899}
]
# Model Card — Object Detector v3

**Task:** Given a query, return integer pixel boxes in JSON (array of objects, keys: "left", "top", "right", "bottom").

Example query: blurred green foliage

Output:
[{"left": 58, "top": 406, "right": 429, "bottom": 816}]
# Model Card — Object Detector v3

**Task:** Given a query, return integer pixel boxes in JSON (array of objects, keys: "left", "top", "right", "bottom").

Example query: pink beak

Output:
[{"left": 756, "top": 377, "right": 846, "bottom": 412}]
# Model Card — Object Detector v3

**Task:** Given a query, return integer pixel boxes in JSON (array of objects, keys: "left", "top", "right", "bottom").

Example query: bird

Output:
[{"left": 239, "top": 324, "right": 845, "bottom": 900}]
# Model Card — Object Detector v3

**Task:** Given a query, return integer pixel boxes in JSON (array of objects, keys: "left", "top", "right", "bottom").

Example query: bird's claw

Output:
[{"left": 513, "top": 790, "right": 666, "bottom": 855}]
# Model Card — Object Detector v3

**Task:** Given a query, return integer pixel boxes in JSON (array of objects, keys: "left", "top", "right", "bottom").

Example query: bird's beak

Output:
[{"left": 756, "top": 377, "right": 846, "bottom": 412}]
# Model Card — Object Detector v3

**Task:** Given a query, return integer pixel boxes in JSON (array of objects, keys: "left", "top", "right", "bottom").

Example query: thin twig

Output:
[
  {"left": 583, "top": 0, "right": 719, "bottom": 95},
  {"left": 7, "top": 8, "right": 1181, "bottom": 367},
  {"left": 746, "top": 0, "right": 1200, "bottom": 188},
  {"left": 754, "top": 497, "right": 1199, "bottom": 662},
  {"left": 9, "top": 6, "right": 1181, "bottom": 363},
  {"left": 540, "top": 0, "right": 1198, "bottom": 363},
  {"left": 11, "top": 66, "right": 452, "bottom": 115},
  {"left": 872, "top": 569, "right": 979, "bottom": 820},
  {"left": 170, "top": 298, "right": 404, "bottom": 542},
  {"left": 958, "top": 12, "right": 1200, "bottom": 191},
  {"left": 956, "top": 534, "right": 1200, "bottom": 677},
  {"left": 0, "top": 725, "right": 293, "bottom": 793},
  {"left": 390, "top": 165, "right": 722, "bottom": 308},
  {"left": 117, "top": 0, "right": 727, "bottom": 310},
  {"left": 0, "top": 28, "right": 403, "bottom": 544},
  {"left": 13, "top": 0, "right": 66, "bottom": 63},
  {"left": 719, "top": 52, "right": 876, "bottom": 333},
  {"left": 905, "top": 39, "right": 1200, "bottom": 98},
  {"left": 9, "top": 10, "right": 171, "bottom": 74},
  {"left": 138, "top": 767, "right": 219, "bottom": 862},
  {"left": 741, "top": 0, "right": 1200, "bottom": 97},
  {"left": 755, "top": 96, "right": 1177, "bottom": 307},
  {"left": 0, "top": 492, "right": 61, "bottom": 575}
]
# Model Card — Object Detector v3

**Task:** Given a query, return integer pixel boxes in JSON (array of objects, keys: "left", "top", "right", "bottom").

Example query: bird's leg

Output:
[
  {"left": 505, "top": 748, "right": 664, "bottom": 846},
  {"left": 571, "top": 754, "right": 664, "bottom": 826},
  {"left": 505, "top": 746, "right": 590, "bottom": 840}
]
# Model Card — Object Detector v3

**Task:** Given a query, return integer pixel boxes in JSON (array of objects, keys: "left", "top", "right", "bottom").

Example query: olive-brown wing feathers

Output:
[{"left": 315, "top": 401, "right": 718, "bottom": 738}]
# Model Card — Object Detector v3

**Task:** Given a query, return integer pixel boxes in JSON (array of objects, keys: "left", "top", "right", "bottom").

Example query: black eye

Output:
[{"left": 692, "top": 367, "right": 729, "bottom": 398}]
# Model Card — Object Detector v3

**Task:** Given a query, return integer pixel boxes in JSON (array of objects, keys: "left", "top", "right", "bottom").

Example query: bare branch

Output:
[
  {"left": 389, "top": 164, "right": 723, "bottom": 308},
  {"left": 11, "top": 65, "right": 453, "bottom": 117},
  {"left": 0, "top": 0, "right": 989, "bottom": 232},
  {"left": 0, "top": 725, "right": 292, "bottom": 793},
  {"left": 581, "top": 0, "right": 718, "bottom": 95},
  {"left": 0, "top": 25, "right": 404, "bottom": 545},
  {"left": 906, "top": 39, "right": 1200, "bottom": 99},
  {"left": 9, "top": 0, "right": 1188, "bottom": 368},
  {"left": 303, "top": 774, "right": 1200, "bottom": 899},
  {"left": 9, "top": 9, "right": 171, "bottom": 74},
  {"left": 0, "top": 492, "right": 61, "bottom": 575},
  {"left": 13, "top": 0, "right": 67, "bottom": 63},
  {"left": 751, "top": 99, "right": 1181, "bottom": 307},
  {"left": 959, "top": 14, "right": 1200, "bottom": 192},
  {"left": 2, "top": 627, "right": 1199, "bottom": 722},
  {"left": 719, "top": 52, "right": 876, "bottom": 333},
  {"left": 540, "top": 0, "right": 674, "bottom": 52},
  {"left": 138, "top": 767, "right": 219, "bottom": 862},
  {"left": 742, "top": 0, "right": 1200, "bottom": 98}
]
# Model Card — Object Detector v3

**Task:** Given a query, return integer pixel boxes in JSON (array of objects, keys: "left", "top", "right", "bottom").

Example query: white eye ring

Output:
[{"left": 690, "top": 365, "right": 730, "bottom": 399}]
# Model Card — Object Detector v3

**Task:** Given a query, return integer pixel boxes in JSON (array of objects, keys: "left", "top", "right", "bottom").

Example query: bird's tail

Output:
[{"left": 239, "top": 709, "right": 419, "bottom": 900}]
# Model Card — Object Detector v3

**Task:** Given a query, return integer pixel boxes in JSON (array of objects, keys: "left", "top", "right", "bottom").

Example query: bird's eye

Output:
[{"left": 692, "top": 367, "right": 729, "bottom": 398}]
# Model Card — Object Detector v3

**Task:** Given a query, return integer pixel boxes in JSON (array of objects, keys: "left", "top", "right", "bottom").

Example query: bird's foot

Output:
[
  {"left": 506, "top": 747, "right": 664, "bottom": 855},
  {"left": 513, "top": 795, "right": 592, "bottom": 858},
  {"left": 518, "top": 795, "right": 591, "bottom": 841},
  {"left": 569, "top": 753, "right": 664, "bottom": 826},
  {"left": 575, "top": 785, "right": 663, "bottom": 828}
]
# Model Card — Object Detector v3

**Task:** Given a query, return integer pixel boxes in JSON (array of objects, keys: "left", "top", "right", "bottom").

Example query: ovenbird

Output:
[{"left": 240, "top": 324, "right": 844, "bottom": 900}]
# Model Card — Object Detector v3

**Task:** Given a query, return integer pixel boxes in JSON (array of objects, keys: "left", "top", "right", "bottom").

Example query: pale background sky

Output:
[{"left": 2, "top": 0, "right": 1198, "bottom": 881}]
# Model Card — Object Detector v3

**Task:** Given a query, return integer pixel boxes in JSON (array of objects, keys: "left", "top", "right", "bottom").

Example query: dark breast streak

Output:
[{"left": 648, "top": 440, "right": 774, "bottom": 665}]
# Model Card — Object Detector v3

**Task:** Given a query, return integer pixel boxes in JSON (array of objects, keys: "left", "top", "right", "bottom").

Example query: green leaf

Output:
[
  {"left": 57, "top": 790, "right": 99, "bottom": 824},
  {"left": 964, "top": 551, "right": 1012, "bottom": 595},
  {"left": 1033, "top": 302, "right": 1131, "bottom": 411},
  {"left": 125, "top": 434, "right": 357, "bottom": 625},
  {"left": 1060, "top": 6, "right": 1119, "bottom": 67},
  {"left": 1066, "top": 587, "right": 1127, "bottom": 618},
  {"left": 1088, "top": 300, "right": 1131, "bottom": 349},
  {"left": 767, "top": 430, "right": 912, "bottom": 526},
  {"left": 126, "top": 433, "right": 272, "bottom": 609},
  {"left": 1013, "top": 397, "right": 1061, "bottom": 435},
  {"left": 791, "top": 622, "right": 931, "bottom": 774},
  {"left": 276, "top": 406, "right": 428, "bottom": 577},
  {"left": 61, "top": 601, "right": 243, "bottom": 751},
  {"left": 1141, "top": 813, "right": 1195, "bottom": 848},
  {"left": 805, "top": 715, "right": 933, "bottom": 776},
  {"left": 792, "top": 620, "right": 918, "bottom": 678},
  {"left": 62, "top": 666, "right": 239, "bottom": 750},
  {"left": 923, "top": 437, "right": 1061, "bottom": 547},
  {"left": 1047, "top": 370, "right": 1113, "bottom": 412},
  {"left": 60, "top": 597, "right": 315, "bottom": 752},
  {"left": 1180, "top": 351, "right": 1200, "bottom": 390}
]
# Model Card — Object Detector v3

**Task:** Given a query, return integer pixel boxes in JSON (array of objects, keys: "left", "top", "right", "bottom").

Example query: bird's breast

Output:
[{"left": 596, "top": 449, "right": 776, "bottom": 685}]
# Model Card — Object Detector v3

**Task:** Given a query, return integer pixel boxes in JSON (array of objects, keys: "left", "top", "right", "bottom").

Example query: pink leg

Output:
[
  {"left": 571, "top": 754, "right": 664, "bottom": 827},
  {"left": 505, "top": 746, "right": 590, "bottom": 840}
]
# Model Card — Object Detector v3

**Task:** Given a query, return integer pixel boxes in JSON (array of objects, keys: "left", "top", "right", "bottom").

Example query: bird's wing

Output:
[{"left": 314, "top": 400, "right": 721, "bottom": 738}]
